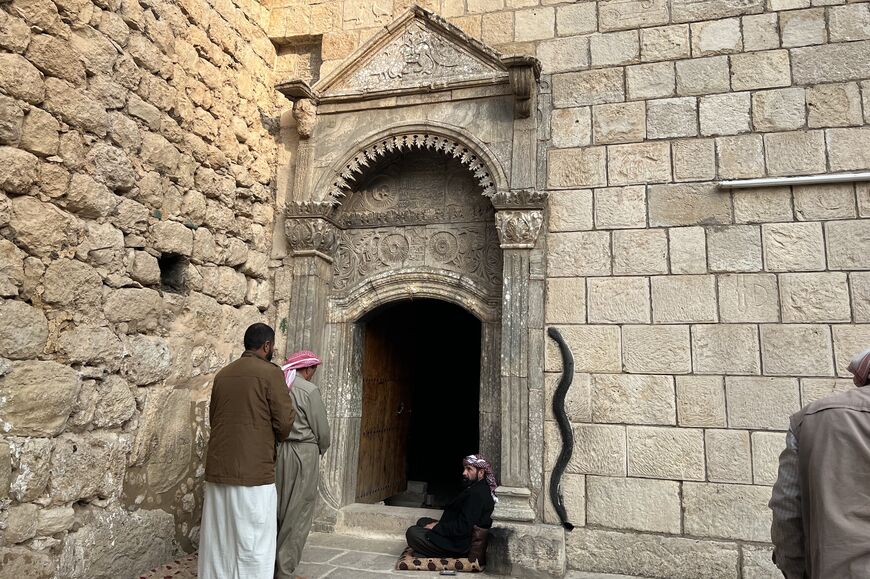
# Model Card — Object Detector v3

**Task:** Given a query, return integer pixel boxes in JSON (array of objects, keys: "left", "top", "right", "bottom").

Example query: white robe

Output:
[{"left": 198, "top": 481, "right": 277, "bottom": 579}]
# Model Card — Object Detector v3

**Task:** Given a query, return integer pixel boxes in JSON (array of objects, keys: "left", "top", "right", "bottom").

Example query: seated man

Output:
[{"left": 405, "top": 454, "right": 497, "bottom": 558}]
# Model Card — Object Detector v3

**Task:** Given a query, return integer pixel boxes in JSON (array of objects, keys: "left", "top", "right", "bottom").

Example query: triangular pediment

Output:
[{"left": 313, "top": 6, "right": 510, "bottom": 100}]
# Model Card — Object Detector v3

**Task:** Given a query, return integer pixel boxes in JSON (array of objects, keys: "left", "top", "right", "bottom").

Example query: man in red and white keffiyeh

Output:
[{"left": 280, "top": 350, "right": 321, "bottom": 389}]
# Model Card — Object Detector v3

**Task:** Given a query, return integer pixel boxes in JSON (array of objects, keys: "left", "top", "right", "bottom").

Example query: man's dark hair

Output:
[{"left": 244, "top": 323, "right": 275, "bottom": 351}]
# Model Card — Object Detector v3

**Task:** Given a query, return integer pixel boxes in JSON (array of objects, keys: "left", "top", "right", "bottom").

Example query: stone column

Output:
[{"left": 491, "top": 190, "right": 546, "bottom": 523}]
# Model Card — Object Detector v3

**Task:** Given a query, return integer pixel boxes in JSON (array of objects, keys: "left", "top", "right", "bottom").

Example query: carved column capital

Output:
[
  {"left": 284, "top": 202, "right": 339, "bottom": 260},
  {"left": 495, "top": 209, "right": 544, "bottom": 249}
]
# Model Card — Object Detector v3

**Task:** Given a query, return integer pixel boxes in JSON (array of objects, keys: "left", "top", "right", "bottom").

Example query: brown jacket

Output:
[
  {"left": 205, "top": 352, "right": 296, "bottom": 486},
  {"left": 792, "top": 387, "right": 870, "bottom": 578}
]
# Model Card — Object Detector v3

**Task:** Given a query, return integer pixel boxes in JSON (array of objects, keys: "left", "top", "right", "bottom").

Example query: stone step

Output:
[{"left": 335, "top": 503, "right": 443, "bottom": 540}]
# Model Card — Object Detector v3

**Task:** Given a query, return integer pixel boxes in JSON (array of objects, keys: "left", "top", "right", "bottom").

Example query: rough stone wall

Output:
[
  {"left": 0, "top": 0, "right": 282, "bottom": 572},
  {"left": 267, "top": 1, "right": 870, "bottom": 577}
]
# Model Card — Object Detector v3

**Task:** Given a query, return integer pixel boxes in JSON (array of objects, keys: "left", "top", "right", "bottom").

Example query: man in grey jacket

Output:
[
  {"left": 275, "top": 350, "right": 331, "bottom": 579},
  {"left": 770, "top": 348, "right": 870, "bottom": 578}
]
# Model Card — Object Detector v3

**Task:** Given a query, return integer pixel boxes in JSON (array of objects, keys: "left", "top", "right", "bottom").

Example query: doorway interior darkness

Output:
[{"left": 356, "top": 299, "right": 481, "bottom": 508}]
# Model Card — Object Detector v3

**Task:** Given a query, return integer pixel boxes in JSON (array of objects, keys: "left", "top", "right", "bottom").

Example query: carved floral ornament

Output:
[
  {"left": 495, "top": 210, "right": 544, "bottom": 249},
  {"left": 284, "top": 202, "right": 339, "bottom": 258}
]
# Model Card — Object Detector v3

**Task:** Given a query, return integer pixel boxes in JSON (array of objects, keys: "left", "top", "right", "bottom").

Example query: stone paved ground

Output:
[{"left": 139, "top": 532, "right": 643, "bottom": 578}]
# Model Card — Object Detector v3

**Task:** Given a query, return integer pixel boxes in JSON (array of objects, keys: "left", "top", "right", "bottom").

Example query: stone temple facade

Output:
[{"left": 1, "top": 0, "right": 870, "bottom": 577}]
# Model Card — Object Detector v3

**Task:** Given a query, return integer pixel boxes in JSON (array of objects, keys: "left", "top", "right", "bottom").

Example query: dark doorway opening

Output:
[{"left": 356, "top": 299, "right": 480, "bottom": 508}]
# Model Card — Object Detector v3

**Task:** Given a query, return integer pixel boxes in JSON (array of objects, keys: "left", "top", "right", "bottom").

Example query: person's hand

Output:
[{"left": 425, "top": 522, "right": 437, "bottom": 529}]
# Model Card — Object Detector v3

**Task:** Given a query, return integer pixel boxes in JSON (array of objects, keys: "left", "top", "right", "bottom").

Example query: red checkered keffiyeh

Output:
[
  {"left": 281, "top": 350, "right": 321, "bottom": 389},
  {"left": 464, "top": 454, "right": 498, "bottom": 503},
  {"left": 848, "top": 348, "right": 870, "bottom": 387}
]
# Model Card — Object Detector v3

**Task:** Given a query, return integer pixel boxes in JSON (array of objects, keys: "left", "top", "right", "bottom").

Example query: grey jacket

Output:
[{"left": 283, "top": 375, "right": 331, "bottom": 455}]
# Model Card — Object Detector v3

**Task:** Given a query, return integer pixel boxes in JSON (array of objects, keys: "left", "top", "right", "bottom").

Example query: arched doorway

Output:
[{"left": 355, "top": 299, "right": 481, "bottom": 507}]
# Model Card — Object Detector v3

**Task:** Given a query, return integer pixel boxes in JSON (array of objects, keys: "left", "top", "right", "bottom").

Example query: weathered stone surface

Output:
[
  {"left": 827, "top": 220, "right": 870, "bottom": 271},
  {"left": 647, "top": 96, "right": 697, "bottom": 139},
  {"left": 0, "top": 53, "right": 45, "bottom": 104},
  {"left": 800, "top": 378, "right": 855, "bottom": 407},
  {"left": 598, "top": 0, "right": 668, "bottom": 31},
  {"left": 547, "top": 231, "right": 611, "bottom": 277},
  {"left": 57, "top": 326, "right": 123, "bottom": 370},
  {"left": 752, "top": 88, "right": 805, "bottom": 132},
  {"left": 19, "top": 107, "right": 59, "bottom": 157},
  {"left": 626, "top": 62, "right": 675, "bottom": 100},
  {"left": 707, "top": 225, "right": 762, "bottom": 272},
  {"left": 592, "top": 371, "right": 675, "bottom": 426},
  {"left": 0, "top": 95, "right": 23, "bottom": 145},
  {"left": 627, "top": 426, "right": 704, "bottom": 480},
  {"left": 545, "top": 325, "right": 621, "bottom": 373},
  {"left": 648, "top": 183, "right": 731, "bottom": 227},
  {"left": 743, "top": 13, "right": 780, "bottom": 52},
  {"left": 37, "top": 506, "right": 76, "bottom": 535},
  {"left": 792, "top": 40, "right": 870, "bottom": 84},
  {"left": 152, "top": 220, "right": 194, "bottom": 256},
  {"left": 121, "top": 334, "right": 170, "bottom": 385},
  {"left": 676, "top": 375, "right": 726, "bottom": 427},
  {"left": 726, "top": 376, "right": 800, "bottom": 429},
  {"left": 0, "top": 360, "right": 81, "bottom": 436},
  {"left": 0, "top": 546, "right": 54, "bottom": 578},
  {"left": 587, "top": 277, "right": 650, "bottom": 324},
  {"left": 130, "top": 251, "right": 161, "bottom": 285},
  {"left": 651, "top": 275, "right": 717, "bottom": 323},
  {"left": 49, "top": 432, "right": 128, "bottom": 503},
  {"left": 743, "top": 545, "right": 781, "bottom": 579},
  {"left": 0, "top": 300, "right": 48, "bottom": 359},
  {"left": 65, "top": 173, "right": 119, "bottom": 219},
  {"left": 851, "top": 272, "right": 870, "bottom": 322},
  {"left": 594, "top": 185, "right": 646, "bottom": 229},
  {"left": 607, "top": 142, "right": 671, "bottom": 185},
  {"left": 807, "top": 83, "right": 863, "bottom": 128},
  {"left": 563, "top": 423, "right": 626, "bottom": 476},
  {"left": 86, "top": 142, "right": 136, "bottom": 191},
  {"left": 683, "top": 482, "right": 772, "bottom": 541},
  {"left": 833, "top": 325, "right": 870, "bottom": 377},
  {"left": 732, "top": 186, "right": 791, "bottom": 224},
  {"left": 675, "top": 55, "right": 730, "bottom": 96},
  {"left": 586, "top": 476, "right": 680, "bottom": 533},
  {"left": 6, "top": 502, "right": 38, "bottom": 543},
  {"left": 780, "top": 273, "right": 850, "bottom": 323},
  {"left": 8, "top": 436, "right": 51, "bottom": 501},
  {"left": 26, "top": 34, "right": 86, "bottom": 85},
  {"left": 718, "top": 274, "right": 780, "bottom": 323},
  {"left": 700, "top": 92, "right": 751, "bottom": 136},
  {"left": 764, "top": 222, "right": 826, "bottom": 272},
  {"left": 0, "top": 439, "right": 10, "bottom": 499},
  {"left": 829, "top": 3, "right": 870, "bottom": 43},
  {"left": 548, "top": 147, "right": 606, "bottom": 189},
  {"left": 556, "top": 2, "right": 597, "bottom": 36},
  {"left": 551, "top": 107, "right": 591, "bottom": 149},
  {"left": 590, "top": 30, "right": 640, "bottom": 67},
  {"left": 780, "top": 8, "right": 826, "bottom": 48},
  {"left": 752, "top": 431, "right": 785, "bottom": 486},
  {"left": 537, "top": 36, "right": 589, "bottom": 74},
  {"left": 794, "top": 184, "right": 856, "bottom": 221},
  {"left": 44, "top": 78, "right": 108, "bottom": 136},
  {"left": 693, "top": 324, "right": 760, "bottom": 375},
  {"left": 487, "top": 520, "right": 565, "bottom": 579},
  {"left": 705, "top": 429, "right": 751, "bottom": 483},
  {"left": 623, "top": 325, "right": 691, "bottom": 374},
  {"left": 716, "top": 133, "right": 764, "bottom": 179},
  {"left": 543, "top": 472, "right": 585, "bottom": 526},
  {"left": 201, "top": 265, "right": 247, "bottom": 306},
  {"left": 672, "top": 0, "right": 763, "bottom": 23},
  {"left": 761, "top": 324, "right": 834, "bottom": 377},
  {"left": 765, "top": 130, "right": 827, "bottom": 176},
  {"left": 669, "top": 226, "right": 706, "bottom": 273},
  {"left": 43, "top": 258, "right": 103, "bottom": 313},
  {"left": 641, "top": 24, "right": 690, "bottom": 62},
  {"left": 827, "top": 127, "right": 870, "bottom": 172},
  {"left": 613, "top": 229, "right": 667, "bottom": 275},
  {"left": 0, "top": 146, "right": 38, "bottom": 194},
  {"left": 592, "top": 101, "right": 645, "bottom": 144},
  {"left": 691, "top": 17, "right": 742, "bottom": 56},
  {"left": 105, "top": 287, "right": 164, "bottom": 330},
  {"left": 553, "top": 69, "right": 624, "bottom": 107},
  {"left": 731, "top": 50, "right": 791, "bottom": 91}
]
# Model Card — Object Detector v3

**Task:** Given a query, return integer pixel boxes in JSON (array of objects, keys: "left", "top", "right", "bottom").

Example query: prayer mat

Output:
[
  {"left": 137, "top": 553, "right": 198, "bottom": 579},
  {"left": 395, "top": 547, "right": 485, "bottom": 573}
]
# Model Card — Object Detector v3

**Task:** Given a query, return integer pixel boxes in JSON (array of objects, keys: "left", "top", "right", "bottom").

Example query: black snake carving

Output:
[{"left": 547, "top": 327, "right": 575, "bottom": 531}]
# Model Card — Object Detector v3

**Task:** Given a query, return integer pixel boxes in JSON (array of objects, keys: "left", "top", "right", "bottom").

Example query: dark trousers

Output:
[{"left": 406, "top": 517, "right": 460, "bottom": 558}]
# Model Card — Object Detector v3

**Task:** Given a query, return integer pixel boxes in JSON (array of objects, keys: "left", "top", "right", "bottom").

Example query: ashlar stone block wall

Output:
[
  {"left": 0, "top": 0, "right": 282, "bottom": 573},
  {"left": 265, "top": 0, "right": 870, "bottom": 577}
]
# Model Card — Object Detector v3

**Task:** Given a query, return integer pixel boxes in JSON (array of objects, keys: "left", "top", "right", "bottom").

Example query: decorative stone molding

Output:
[
  {"left": 491, "top": 188, "right": 548, "bottom": 210},
  {"left": 292, "top": 98, "right": 317, "bottom": 139},
  {"left": 504, "top": 57, "right": 541, "bottom": 119},
  {"left": 284, "top": 202, "right": 339, "bottom": 260},
  {"left": 495, "top": 209, "right": 544, "bottom": 249}
]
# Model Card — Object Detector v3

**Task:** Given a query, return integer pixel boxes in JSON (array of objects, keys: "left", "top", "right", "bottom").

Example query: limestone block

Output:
[
  {"left": 488, "top": 520, "right": 566, "bottom": 578},
  {"left": 0, "top": 11, "right": 31, "bottom": 54},
  {"left": 693, "top": 324, "right": 761, "bottom": 375},
  {"left": 829, "top": 3, "right": 870, "bottom": 42},
  {"left": 800, "top": 377, "right": 854, "bottom": 406},
  {"left": 85, "top": 142, "right": 136, "bottom": 191},
  {"left": 672, "top": 139, "right": 716, "bottom": 182},
  {"left": 791, "top": 40, "right": 870, "bottom": 84},
  {"left": 780, "top": 273, "right": 850, "bottom": 323},
  {"left": 553, "top": 69, "right": 625, "bottom": 107},
  {"left": 8, "top": 436, "right": 51, "bottom": 501},
  {"left": 607, "top": 142, "right": 671, "bottom": 186},
  {"left": 130, "top": 251, "right": 160, "bottom": 285},
  {"left": 743, "top": 545, "right": 781, "bottom": 579},
  {"left": 682, "top": 482, "right": 772, "bottom": 541},
  {"left": 6, "top": 503, "right": 38, "bottom": 543},
  {"left": 752, "top": 88, "right": 805, "bottom": 132},
  {"left": 0, "top": 240, "right": 25, "bottom": 297},
  {"left": 691, "top": 18, "right": 742, "bottom": 56},
  {"left": 761, "top": 324, "right": 834, "bottom": 376},
  {"left": 128, "top": 93, "right": 160, "bottom": 129},
  {"left": 545, "top": 278, "right": 586, "bottom": 324},
  {"left": 676, "top": 375, "right": 726, "bottom": 427},
  {"left": 613, "top": 229, "right": 668, "bottom": 275},
  {"left": 549, "top": 422, "right": 626, "bottom": 476},
  {"left": 566, "top": 527, "right": 740, "bottom": 578},
  {"left": 861, "top": 182, "right": 870, "bottom": 217},
  {"left": 44, "top": 77, "right": 108, "bottom": 136},
  {"left": 43, "top": 258, "right": 103, "bottom": 314},
  {"left": 0, "top": 360, "right": 81, "bottom": 436},
  {"left": 705, "top": 429, "right": 752, "bottom": 483},
  {"left": 50, "top": 432, "right": 128, "bottom": 503},
  {"left": 121, "top": 334, "right": 171, "bottom": 385},
  {"left": 751, "top": 431, "right": 785, "bottom": 486},
  {"left": 514, "top": 7, "right": 554, "bottom": 41},
  {"left": 707, "top": 225, "right": 763, "bottom": 272},
  {"left": 0, "top": 440, "right": 9, "bottom": 499},
  {"left": 152, "top": 220, "right": 193, "bottom": 256},
  {"left": 65, "top": 173, "right": 118, "bottom": 220},
  {"left": 0, "top": 545, "right": 54, "bottom": 578},
  {"left": 544, "top": 372, "right": 591, "bottom": 423},
  {"left": 623, "top": 324, "right": 691, "bottom": 374},
  {"left": 675, "top": 55, "right": 730, "bottom": 96},
  {"left": 543, "top": 471, "right": 585, "bottom": 527},
  {"left": 794, "top": 184, "right": 856, "bottom": 220},
  {"left": 763, "top": 222, "right": 826, "bottom": 272},
  {"left": 0, "top": 299, "right": 48, "bottom": 359},
  {"left": 780, "top": 8, "right": 826, "bottom": 48},
  {"left": 57, "top": 506, "right": 175, "bottom": 579},
  {"left": 26, "top": 33, "right": 86, "bottom": 85},
  {"left": 716, "top": 134, "right": 764, "bottom": 179},
  {"left": 0, "top": 94, "right": 23, "bottom": 145},
  {"left": 827, "top": 127, "right": 870, "bottom": 172},
  {"left": 556, "top": 2, "right": 597, "bottom": 36},
  {"left": 587, "top": 277, "right": 650, "bottom": 324},
  {"left": 726, "top": 376, "right": 800, "bottom": 429},
  {"left": 718, "top": 274, "right": 780, "bottom": 323},
  {"left": 672, "top": 0, "right": 763, "bottom": 23},
  {"left": 538, "top": 36, "right": 589, "bottom": 74},
  {"left": 202, "top": 265, "right": 247, "bottom": 306},
  {"left": 19, "top": 107, "right": 58, "bottom": 158},
  {"left": 0, "top": 146, "right": 38, "bottom": 194},
  {"left": 648, "top": 183, "right": 732, "bottom": 227},
  {"left": 221, "top": 237, "right": 249, "bottom": 267},
  {"left": 141, "top": 131, "right": 181, "bottom": 175},
  {"left": 592, "top": 102, "right": 645, "bottom": 144},
  {"left": 768, "top": 0, "right": 809, "bottom": 9},
  {"left": 548, "top": 147, "right": 607, "bottom": 188},
  {"left": 594, "top": 185, "right": 646, "bottom": 229},
  {"left": 104, "top": 287, "right": 164, "bottom": 331},
  {"left": 551, "top": 107, "right": 591, "bottom": 149},
  {"left": 547, "top": 231, "right": 611, "bottom": 277},
  {"left": 640, "top": 25, "right": 691, "bottom": 61},
  {"left": 807, "top": 83, "right": 863, "bottom": 128},
  {"left": 598, "top": 0, "right": 668, "bottom": 31},
  {"left": 37, "top": 506, "right": 75, "bottom": 535},
  {"left": 832, "top": 325, "right": 870, "bottom": 377},
  {"left": 651, "top": 275, "right": 717, "bottom": 323},
  {"left": 647, "top": 97, "right": 697, "bottom": 139},
  {"left": 700, "top": 92, "right": 751, "bottom": 136},
  {"left": 0, "top": 53, "right": 45, "bottom": 104},
  {"left": 545, "top": 325, "right": 622, "bottom": 373},
  {"left": 851, "top": 272, "right": 870, "bottom": 322},
  {"left": 731, "top": 50, "right": 791, "bottom": 91},
  {"left": 590, "top": 30, "right": 639, "bottom": 67},
  {"left": 827, "top": 220, "right": 870, "bottom": 270},
  {"left": 765, "top": 130, "right": 827, "bottom": 176},
  {"left": 627, "top": 426, "right": 704, "bottom": 480},
  {"left": 669, "top": 226, "right": 707, "bottom": 273},
  {"left": 742, "top": 13, "right": 780, "bottom": 51},
  {"left": 587, "top": 476, "right": 680, "bottom": 534},
  {"left": 626, "top": 62, "right": 675, "bottom": 102},
  {"left": 592, "top": 373, "right": 676, "bottom": 425},
  {"left": 57, "top": 326, "right": 123, "bottom": 371}
]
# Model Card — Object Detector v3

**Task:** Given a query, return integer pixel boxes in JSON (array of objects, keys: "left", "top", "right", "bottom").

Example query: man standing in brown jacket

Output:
[
  {"left": 770, "top": 348, "right": 870, "bottom": 578},
  {"left": 198, "top": 323, "right": 296, "bottom": 579}
]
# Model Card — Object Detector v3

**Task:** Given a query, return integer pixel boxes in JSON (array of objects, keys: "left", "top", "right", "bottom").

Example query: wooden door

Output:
[{"left": 356, "top": 316, "right": 412, "bottom": 503}]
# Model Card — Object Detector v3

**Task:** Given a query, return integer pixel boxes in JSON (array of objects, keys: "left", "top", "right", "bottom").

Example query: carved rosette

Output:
[
  {"left": 495, "top": 210, "right": 544, "bottom": 249},
  {"left": 284, "top": 202, "right": 339, "bottom": 259}
]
